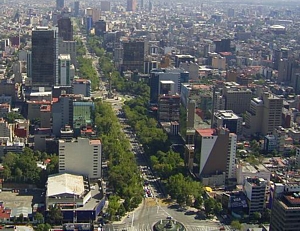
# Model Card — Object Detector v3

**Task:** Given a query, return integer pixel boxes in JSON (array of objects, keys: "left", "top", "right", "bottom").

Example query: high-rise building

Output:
[
  {"left": 58, "top": 39, "right": 77, "bottom": 67},
  {"left": 57, "top": 17, "right": 73, "bottom": 41},
  {"left": 245, "top": 92, "right": 283, "bottom": 135},
  {"left": 174, "top": 55, "right": 195, "bottom": 68},
  {"left": 243, "top": 177, "right": 266, "bottom": 216},
  {"left": 126, "top": 0, "right": 137, "bottom": 11},
  {"left": 214, "top": 39, "right": 231, "bottom": 53},
  {"left": 223, "top": 82, "right": 252, "bottom": 114},
  {"left": 213, "top": 110, "right": 243, "bottom": 135},
  {"left": 227, "top": 8, "right": 235, "bottom": 17},
  {"left": 100, "top": 1, "right": 111, "bottom": 11},
  {"left": 194, "top": 127, "right": 237, "bottom": 186},
  {"left": 56, "top": 0, "right": 64, "bottom": 10},
  {"left": 122, "top": 38, "right": 148, "bottom": 73},
  {"left": 73, "top": 100, "right": 94, "bottom": 136},
  {"left": 94, "top": 20, "right": 107, "bottom": 36},
  {"left": 52, "top": 94, "right": 75, "bottom": 136},
  {"left": 150, "top": 69, "right": 184, "bottom": 105},
  {"left": 58, "top": 54, "right": 71, "bottom": 86},
  {"left": 72, "top": 79, "right": 91, "bottom": 97},
  {"left": 74, "top": 1, "right": 80, "bottom": 16},
  {"left": 31, "top": 27, "right": 58, "bottom": 87},
  {"left": 59, "top": 138, "right": 101, "bottom": 179},
  {"left": 270, "top": 183, "right": 300, "bottom": 230},
  {"left": 158, "top": 94, "right": 180, "bottom": 122}
]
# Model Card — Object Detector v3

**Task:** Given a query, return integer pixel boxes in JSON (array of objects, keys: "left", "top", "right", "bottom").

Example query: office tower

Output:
[
  {"left": 150, "top": 69, "right": 185, "bottom": 105},
  {"left": 72, "top": 79, "right": 91, "bottom": 97},
  {"left": 227, "top": 8, "right": 235, "bottom": 17},
  {"left": 270, "top": 183, "right": 300, "bottom": 230},
  {"left": 94, "top": 20, "right": 107, "bottom": 36},
  {"left": 100, "top": 1, "right": 111, "bottom": 11},
  {"left": 213, "top": 110, "right": 243, "bottom": 135},
  {"left": 59, "top": 138, "right": 101, "bottom": 179},
  {"left": 58, "top": 54, "right": 71, "bottom": 86},
  {"left": 223, "top": 82, "right": 252, "bottom": 114},
  {"left": 86, "top": 16, "right": 93, "bottom": 34},
  {"left": 56, "top": 0, "right": 64, "bottom": 10},
  {"left": 52, "top": 94, "right": 74, "bottom": 136},
  {"left": 57, "top": 17, "right": 73, "bottom": 41},
  {"left": 140, "top": 0, "right": 143, "bottom": 10},
  {"left": 278, "top": 58, "right": 293, "bottom": 83},
  {"left": 214, "top": 39, "right": 231, "bottom": 53},
  {"left": 127, "top": 0, "right": 137, "bottom": 11},
  {"left": 73, "top": 100, "right": 94, "bottom": 136},
  {"left": 243, "top": 177, "right": 266, "bottom": 216},
  {"left": 58, "top": 39, "right": 77, "bottom": 67},
  {"left": 245, "top": 92, "right": 283, "bottom": 135},
  {"left": 174, "top": 55, "right": 195, "bottom": 68},
  {"left": 122, "top": 38, "right": 148, "bottom": 73},
  {"left": 92, "top": 8, "right": 101, "bottom": 23},
  {"left": 194, "top": 126, "right": 237, "bottom": 186},
  {"left": 31, "top": 27, "right": 58, "bottom": 87},
  {"left": 148, "top": 0, "right": 152, "bottom": 12},
  {"left": 158, "top": 94, "right": 180, "bottom": 122},
  {"left": 74, "top": 1, "right": 80, "bottom": 16}
]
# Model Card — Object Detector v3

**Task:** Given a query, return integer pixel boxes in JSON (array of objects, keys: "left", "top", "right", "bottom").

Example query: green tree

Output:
[
  {"left": 204, "top": 198, "right": 215, "bottom": 216},
  {"left": 46, "top": 205, "right": 63, "bottom": 225},
  {"left": 17, "top": 213, "right": 24, "bottom": 223},
  {"left": 253, "top": 211, "right": 262, "bottom": 221},
  {"left": 194, "top": 195, "right": 203, "bottom": 209},
  {"left": 213, "top": 202, "right": 223, "bottom": 215},
  {"left": 36, "top": 223, "right": 51, "bottom": 231},
  {"left": 231, "top": 220, "right": 242, "bottom": 230},
  {"left": 34, "top": 212, "right": 44, "bottom": 224}
]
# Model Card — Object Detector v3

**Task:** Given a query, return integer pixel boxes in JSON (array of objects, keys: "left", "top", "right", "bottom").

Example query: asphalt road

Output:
[{"left": 102, "top": 98, "right": 230, "bottom": 231}]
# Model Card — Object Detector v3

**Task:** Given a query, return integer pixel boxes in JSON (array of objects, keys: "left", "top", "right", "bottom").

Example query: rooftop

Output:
[
  {"left": 196, "top": 128, "right": 215, "bottom": 137},
  {"left": 47, "top": 173, "right": 84, "bottom": 197}
]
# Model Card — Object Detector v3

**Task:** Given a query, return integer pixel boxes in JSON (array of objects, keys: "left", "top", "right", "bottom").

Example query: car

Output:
[{"left": 166, "top": 216, "right": 172, "bottom": 220}]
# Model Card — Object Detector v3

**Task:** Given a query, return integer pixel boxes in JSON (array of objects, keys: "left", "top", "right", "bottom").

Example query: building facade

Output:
[
  {"left": 243, "top": 177, "right": 266, "bottom": 216},
  {"left": 58, "top": 138, "right": 101, "bottom": 179},
  {"left": 31, "top": 27, "right": 58, "bottom": 87},
  {"left": 58, "top": 54, "right": 71, "bottom": 86},
  {"left": 194, "top": 127, "right": 237, "bottom": 186}
]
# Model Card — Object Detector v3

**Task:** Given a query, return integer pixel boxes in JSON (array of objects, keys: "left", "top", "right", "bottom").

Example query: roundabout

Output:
[{"left": 153, "top": 218, "right": 186, "bottom": 231}]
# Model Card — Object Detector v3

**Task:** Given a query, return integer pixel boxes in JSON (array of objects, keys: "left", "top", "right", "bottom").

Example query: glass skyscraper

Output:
[{"left": 31, "top": 27, "right": 58, "bottom": 87}]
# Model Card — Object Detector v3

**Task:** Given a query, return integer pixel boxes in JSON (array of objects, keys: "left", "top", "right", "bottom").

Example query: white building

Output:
[
  {"left": 59, "top": 138, "right": 101, "bottom": 179},
  {"left": 46, "top": 173, "right": 91, "bottom": 209},
  {"left": 58, "top": 54, "right": 72, "bottom": 86},
  {"left": 243, "top": 177, "right": 266, "bottom": 216},
  {"left": 237, "top": 163, "right": 271, "bottom": 185}
]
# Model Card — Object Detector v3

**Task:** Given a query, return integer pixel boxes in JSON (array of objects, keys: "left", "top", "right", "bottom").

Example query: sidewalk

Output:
[{"left": 112, "top": 199, "right": 145, "bottom": 225}]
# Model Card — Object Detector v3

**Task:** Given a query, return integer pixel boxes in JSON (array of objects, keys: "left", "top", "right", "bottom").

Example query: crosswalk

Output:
[
  {"left": 110, "top": 224, "right": 231, "bottom": 231},
  {"left": 185, "top": 225, "right": 232, "bottom": 231},
  {"left": 185, "top": 225, "right": 222, "bottom": 231}
]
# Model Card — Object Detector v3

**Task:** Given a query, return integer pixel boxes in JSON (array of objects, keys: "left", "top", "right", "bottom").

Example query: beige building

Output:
[
  {"left": 59, "top": 138, "right": 102, "bottom": 179},
  {"left": 245, "top": 92, "right": 283, "bottom": 136},
  {"left": 223, "top": 82, "right": 252, "bottom": 114}
]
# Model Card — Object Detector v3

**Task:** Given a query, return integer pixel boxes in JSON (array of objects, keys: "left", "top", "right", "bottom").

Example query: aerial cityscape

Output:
[{"left": 1, "top": 0, "right": 300, "bottom": 231}]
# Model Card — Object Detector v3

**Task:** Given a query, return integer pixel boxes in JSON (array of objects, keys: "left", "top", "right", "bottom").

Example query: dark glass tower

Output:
[
  {"left": 58, "top": 17, "right": 73, "bottom": 41},
  {"left": 31, "top": 27, "right": 58, "bottom": 87},
  {"left": 56, "top": 0, "right": 64, "bottom": 10},
  {"left": 74, "top": 1, "right": 80, "bottom": 16}
]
